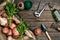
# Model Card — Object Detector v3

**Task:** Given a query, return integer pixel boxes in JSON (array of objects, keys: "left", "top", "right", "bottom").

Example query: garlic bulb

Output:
[
  {"left": 7, "top": 36, "right": 16, "bottom": 40},
  {"left": 0, "top": 17, "right": 7, "bottom": 26},
  {"left": 7, "top": 36, "right": 13, "bottom": 40},
  {"left": 23, "top": 36, "right": 29, "bottom": 40}
]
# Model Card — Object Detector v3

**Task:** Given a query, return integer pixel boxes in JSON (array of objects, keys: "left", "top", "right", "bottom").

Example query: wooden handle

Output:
[
  {"left": 45, "top": 31, "right": 52, "bottom": 40},
  {"left": 57, "top": 27, "right": 60, "bottom": 31}
]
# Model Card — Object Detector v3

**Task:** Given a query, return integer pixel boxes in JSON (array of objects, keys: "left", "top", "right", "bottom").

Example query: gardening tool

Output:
[
  {"left": 34, "top": 0, "right": 41, "bottom": 17},
  {"left": 34, "top": 2, "right": 54, "bottom": 17},
  {"left": 41, "top": 24, "right": 52, "bottom": 40},
  {"left": 34, "top": 3, "right": 47, "bottom": 17},
  {"left": 34, "top": 7, "right": 45, "bottom": 17},
  {"left": 51, "top": 23, "right": 60, "bottom": 31}
]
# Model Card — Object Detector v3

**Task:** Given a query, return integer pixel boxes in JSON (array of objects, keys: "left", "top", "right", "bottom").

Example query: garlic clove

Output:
[{"left": 0, "top": 17, "right": 7, "bottom": 26}]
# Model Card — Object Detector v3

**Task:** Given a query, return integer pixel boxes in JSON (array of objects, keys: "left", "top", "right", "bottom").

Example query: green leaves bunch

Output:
[
  {"left": 5, "top": 2, "right": 18, "bottom": 18},
  {"left": 4, "top": 2, "right": 18, "bottom": 27},
  {"left": 16, "top": 19, "right": 29, "bottom": 40}
]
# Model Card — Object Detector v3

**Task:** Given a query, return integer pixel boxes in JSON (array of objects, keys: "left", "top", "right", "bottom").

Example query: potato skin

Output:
[
  {"left": 34, "top": 28, "right": 42, "bottom": 36},
  {"left": 12, "top": 28, "right": 19, "bottom": 39},
  {"left": 2, "top": 27, "right": 9, "bottom": 34},
  {"left": 10, "top": 23, "right": 16, "bottom": 29},
  {"left": 4, "top": 23, "right": 8, "bottom": 28},
  {"left": 7, "top": 29, "right": 12, "bottom": 36}
]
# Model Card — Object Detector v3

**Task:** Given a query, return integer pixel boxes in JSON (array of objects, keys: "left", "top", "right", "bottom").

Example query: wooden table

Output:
[{"left": 0, "top": 0, "right": 60, "bottom": 40}]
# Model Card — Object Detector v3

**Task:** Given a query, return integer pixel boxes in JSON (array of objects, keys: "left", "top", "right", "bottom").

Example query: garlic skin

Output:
[
  {"left": 25, "top": 30, "right": 32, "bottom": 38},
  {"left": 2, "top": 27, "right": 9, "bottom": 34},
  {"left": 0, "top": 17, "right": 7, "bottom": 26},
  {"left": 23, "top": 36, "right": 29, "bottom": 40},
  {"left": 25, "top": 30, "right": 36, "bottom": 40},
  {"left": 12, "top": 28, "right": 19, "bottom": 38},
  {"left": 7, "top": 36, "right": 13, "bottom": 40}
]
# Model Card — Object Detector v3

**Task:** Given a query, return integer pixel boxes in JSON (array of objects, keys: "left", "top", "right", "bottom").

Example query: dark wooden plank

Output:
[
  {"left": 25, "top": 22, "right": 55, "bottom": 27},
  {"left": 18, "top": 11, "right": 53, "bottom": 19},
  {"left": 23, "top": 18, "right": 55, "bottom": 22}
]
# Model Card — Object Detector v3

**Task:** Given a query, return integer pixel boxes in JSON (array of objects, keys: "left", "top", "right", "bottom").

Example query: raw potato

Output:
[
  {"left": 4, "top": 23, "right": 8, "bottom": 28},
  {"left": 2, "top": 27, "right": 9, "bottom": 34},
  {"left": 12, "top": 28, "right": 19, "bottom": 38},
  {"left": 7, "top": 29, "right": 12, "bottom": 36},
  {"left": 10, "top": 23, "right": 16, "bottom": 29},
  {"left": 34, "top": 28, "right": 42, "bottom": 36}
]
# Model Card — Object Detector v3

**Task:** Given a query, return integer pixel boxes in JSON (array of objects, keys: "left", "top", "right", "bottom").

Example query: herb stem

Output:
[
  {"left": 8, "top": 17, "right": 12, "bottom": 27},
  {"left": 20, "top": 35, "right": 23, "bottom": 40}
]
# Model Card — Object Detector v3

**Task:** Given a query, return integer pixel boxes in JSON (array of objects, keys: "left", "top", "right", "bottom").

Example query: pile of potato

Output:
[{"left": 0, "top": 10, "right": 20, "bottom": 39}]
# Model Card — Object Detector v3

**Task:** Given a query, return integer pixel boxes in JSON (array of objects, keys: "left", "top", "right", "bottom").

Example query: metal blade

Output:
[{"left": 41, "top": 24, "right": 47, "bottom": 32}]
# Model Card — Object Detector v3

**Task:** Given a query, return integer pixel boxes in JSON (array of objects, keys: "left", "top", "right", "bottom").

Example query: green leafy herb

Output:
[
  {"left": 16, "top": 19, "right": 29, "bottom": 40},
  {"left": 4, "top": 2, "right": 18, "bottom": 27},
  {"left": 5, "top": 2, "right": 18, "bottom": 18}
]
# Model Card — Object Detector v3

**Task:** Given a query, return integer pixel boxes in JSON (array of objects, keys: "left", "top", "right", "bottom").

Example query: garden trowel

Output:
[{"left": 41, "top": 24, "right": 52, "bottom": 40}]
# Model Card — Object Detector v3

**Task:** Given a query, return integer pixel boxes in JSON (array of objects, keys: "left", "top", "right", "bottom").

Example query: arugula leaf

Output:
[
  {"left": 5, "top": 2, "right": 18, "bottom": 18},
  {"left": 16, "top": 19, "right": 29, "bottom": 40},
  {"left": 4, "top": 2, "right": 18, "bottom": 27}
]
